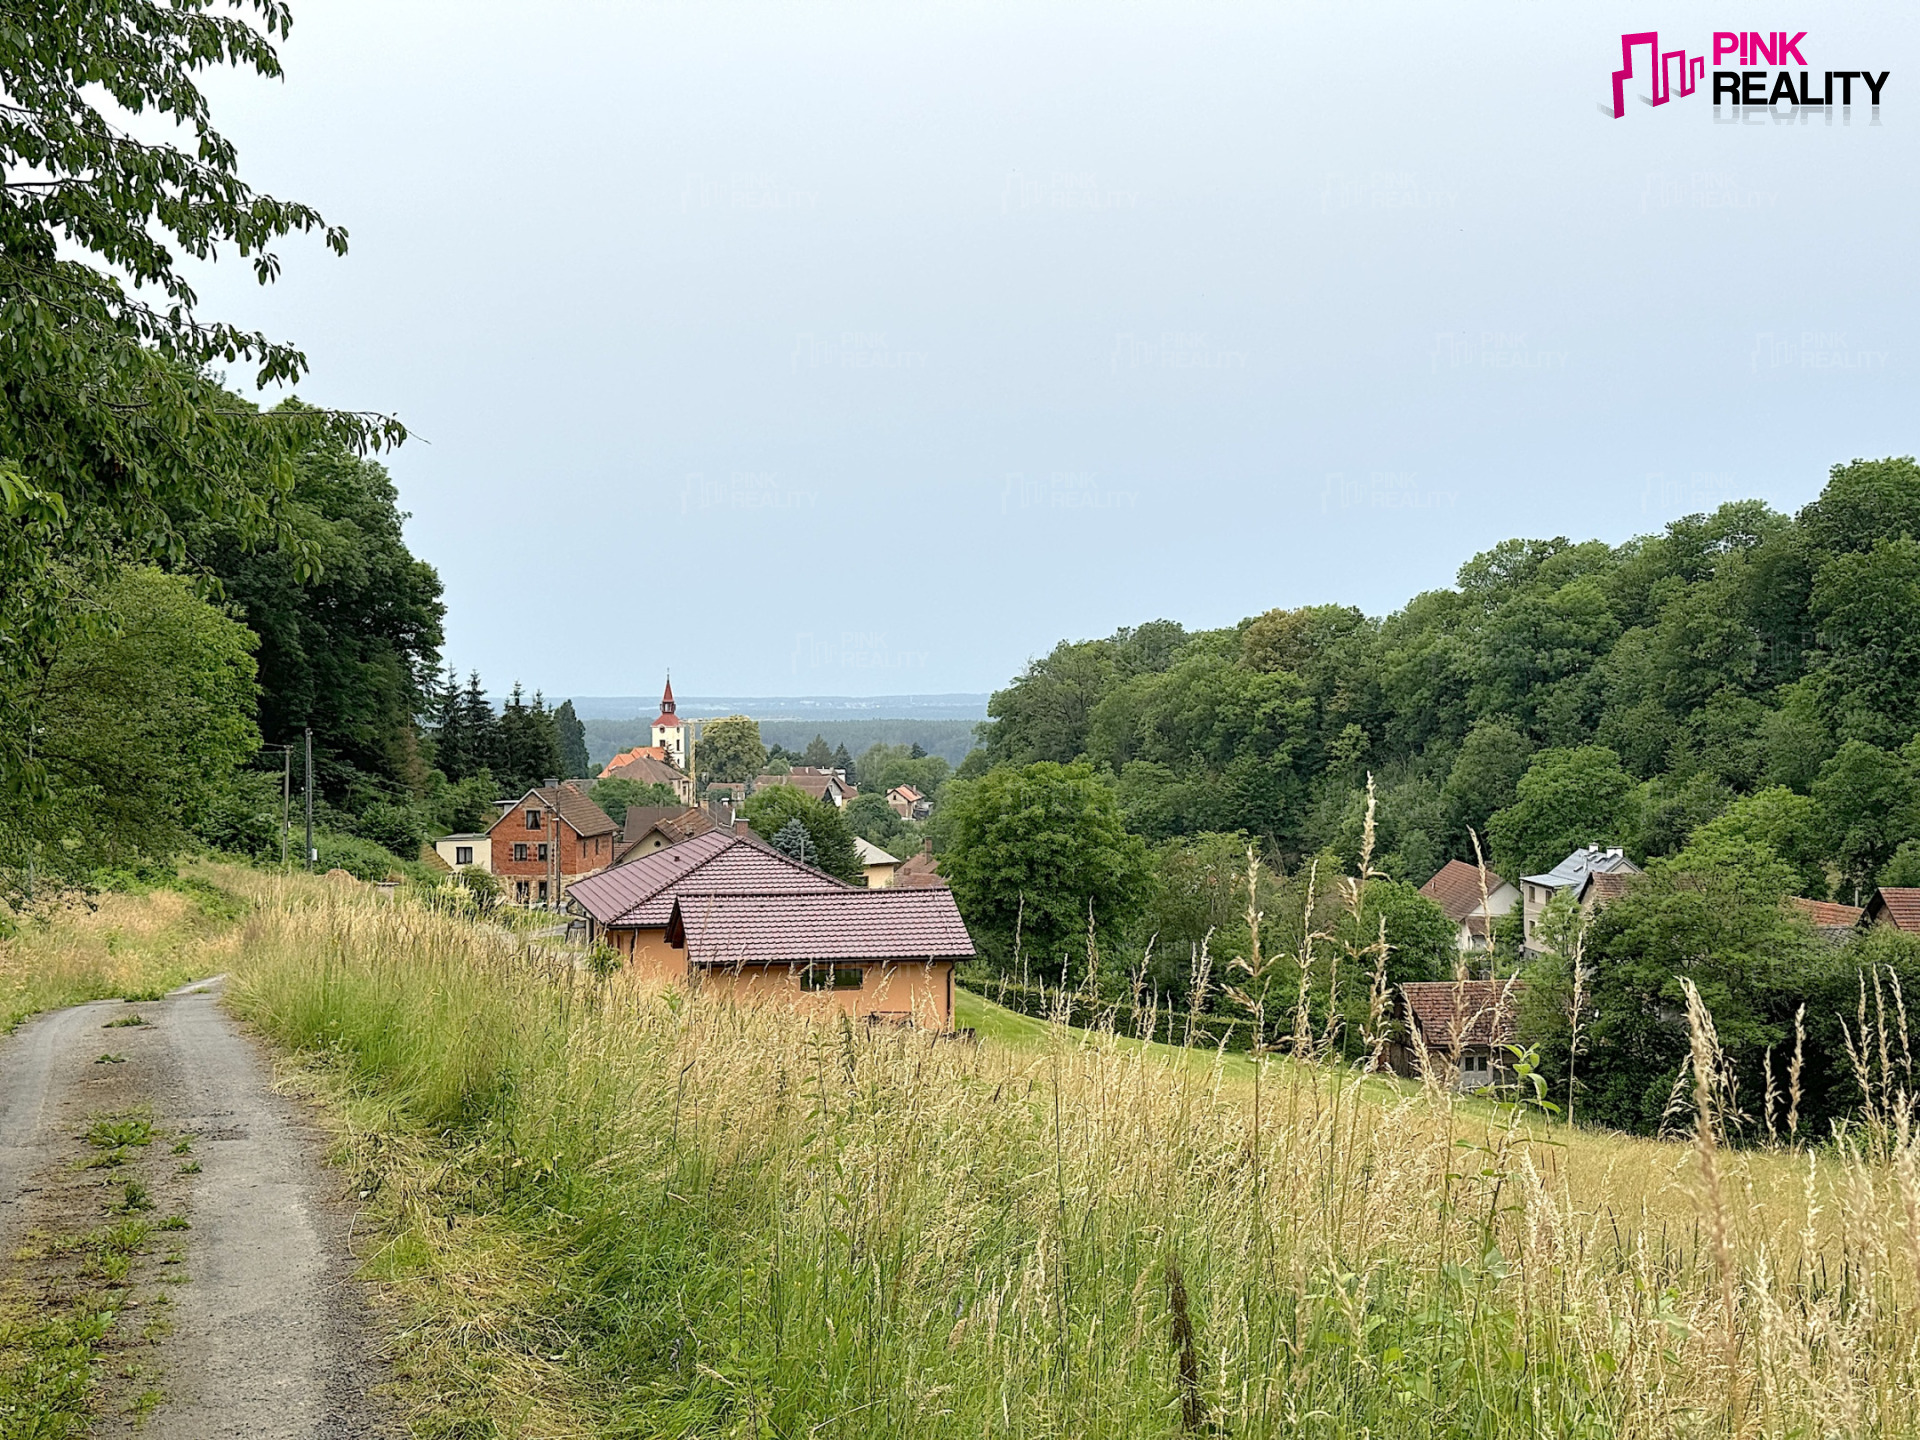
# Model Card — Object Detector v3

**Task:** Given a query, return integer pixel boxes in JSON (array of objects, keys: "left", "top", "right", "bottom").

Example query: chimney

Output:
[
  {"left": 544, "top": 777, "right": 559, "bottom": 789},
  {"left": 735, "top": 819, "right": 752, "bottom": 838}
]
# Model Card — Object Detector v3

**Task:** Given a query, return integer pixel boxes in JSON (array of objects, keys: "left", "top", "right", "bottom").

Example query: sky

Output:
[{"left": 180, "top": 0, "right": 1918, "bottom": 701}]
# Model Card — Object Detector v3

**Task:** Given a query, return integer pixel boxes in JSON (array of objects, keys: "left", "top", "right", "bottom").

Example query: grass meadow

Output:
[{"left": 187, "top": 869, "right": 1920, "bottom": 1440}]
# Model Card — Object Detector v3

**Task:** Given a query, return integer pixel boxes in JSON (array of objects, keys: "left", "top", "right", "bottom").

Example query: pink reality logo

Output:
[{"left": 1609, "top": 30, "right": 1888, "bottom": 117}]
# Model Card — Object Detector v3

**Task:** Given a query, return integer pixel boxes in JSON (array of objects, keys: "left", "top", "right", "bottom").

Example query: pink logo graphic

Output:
[{"left": 1611, "top": 31, "right": 1707, "bottom": 117}]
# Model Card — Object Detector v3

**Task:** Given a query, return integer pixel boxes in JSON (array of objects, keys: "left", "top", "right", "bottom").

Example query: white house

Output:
[
  {"left": 433, "top": 832, "right": 492, "bottom": 873},
  {"left": 1520, "top": 845, "right": 1640, "bottom": 957},
  {"left": 1417, "top": 860, "right": 1519, "bottom": 954}
]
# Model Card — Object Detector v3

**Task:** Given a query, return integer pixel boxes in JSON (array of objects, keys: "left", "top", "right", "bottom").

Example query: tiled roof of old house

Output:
[
  {"left": 488, "top": 784, "right": 617, "bottom": 839},
  {"left": 853, "top": 838, "right": 899, "bottom": 867},
  {"left": 602, "top": 753, "right": 686, "bottom": 788},
  {"left": 666, "top": 889, "right": 976, "bottom": 966},
  {"left": 1867, "top": 888, "right": 1920, "bottom": 934},
  {"left": 1418, "top": 860, "right": 1511, "bottom": 923},
  {"left": 566, "top": 830, "right": 846, "bottom": 926},
  {"left": 613, "top": 806, "right": 716, "bottom": 863},
  {"left": 1791, "top": 896, "right": 1865, "bottom": 932},
  {"left": 1400, "top": 980, "right": 1526, "bottom": 1051},
  {"left": 893, "top": 839, "right": 946, "bottom": 889}
]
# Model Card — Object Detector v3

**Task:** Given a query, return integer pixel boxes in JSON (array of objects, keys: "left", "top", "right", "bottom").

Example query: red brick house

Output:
[
  {"left": 488, "top": 783, "right": 618, "bottom": 909},
  {"left": 1864, "top": 888, "right": 1920, "bottom": 933}
]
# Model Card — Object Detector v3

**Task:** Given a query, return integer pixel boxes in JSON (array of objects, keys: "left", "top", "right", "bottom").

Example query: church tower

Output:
[{"left": 650, "top": 675, "right": 687, "bottom": 768}]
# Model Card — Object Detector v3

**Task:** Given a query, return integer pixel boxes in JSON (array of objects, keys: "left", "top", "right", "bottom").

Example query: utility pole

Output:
[
  {"left": 279, "top": 744, "right": 292, "bottom": 870},
  {"left": 304, "top": 725, "right": 315, "bottom": 871}
]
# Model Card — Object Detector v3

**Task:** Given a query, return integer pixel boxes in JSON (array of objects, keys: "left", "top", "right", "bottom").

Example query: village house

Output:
[
  {"left": 600, "top": 748, "right": 694, "bottom": 806},
  {"left": 887, "top": 784, "right": 931, "bottom": 820},
  {"left": 755, "top": 766, "right": 856, "bottom": 808},
  {"left": 612, "top": 805, "right": 717, "bottom": 863},
  {"left": 892, "top": 839, "right": 947, "bottom": 889},
  {"left": 566, "top": 823, "right": 848, "bottom": 981},
  {"left": 487, "top": 782, "right": 618, "bottom": 908},
  {"left": 1418, "top": 859, "right": 1518, "bottom": 955},
  {"left": 1863, "top": 888, "right": 1920, "bottom": 933},
  {"left": 432, "top": 832, "right": 491, "bottom": 873},
  {"left": 664, "top": 888, "right": 974, "bottom": 1029},
  {"left": 854, "top": 837, "right": 901, "bottom": 888},
  {"left": 1387, "top": 979, "right": 1527, "bottom": 1090},
  {"left": 1520, "top": 845, "right": 1641, "bottom": 957}
]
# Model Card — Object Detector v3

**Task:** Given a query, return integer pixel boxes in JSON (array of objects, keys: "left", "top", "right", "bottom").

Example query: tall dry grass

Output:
[{"left": 219, "top": 875, "right": 1920, "bottom": 1439}]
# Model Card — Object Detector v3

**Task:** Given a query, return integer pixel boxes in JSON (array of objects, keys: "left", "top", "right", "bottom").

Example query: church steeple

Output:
[{"left": 660, "top": 674, "right": 675, "bottom": 716}]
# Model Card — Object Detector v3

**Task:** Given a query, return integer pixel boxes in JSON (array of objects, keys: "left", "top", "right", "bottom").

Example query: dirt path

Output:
[{"left": 0, "top": 979, "right": 395, "bottom": 1437}]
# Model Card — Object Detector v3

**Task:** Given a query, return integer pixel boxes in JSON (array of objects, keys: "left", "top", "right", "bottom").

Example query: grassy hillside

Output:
[{"left": 208, "top": 876, "right": 1920, "bottom": 1438}]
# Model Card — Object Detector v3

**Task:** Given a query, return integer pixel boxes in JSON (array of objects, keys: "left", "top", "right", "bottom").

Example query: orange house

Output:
[
  {"left": 665, "top": 889, "right": 975, "bottom": 1030},
  {"left": 488, "top": 784, "right": 618, "bottom": 908},
  {"left": 566, "top": 824, "right": 846, "bottom": 982}
]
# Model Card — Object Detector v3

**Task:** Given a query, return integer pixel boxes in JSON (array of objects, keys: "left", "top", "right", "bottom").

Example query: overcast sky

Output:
[{"left": 183, "top": 0, "right": 1917, "bottom": 700}]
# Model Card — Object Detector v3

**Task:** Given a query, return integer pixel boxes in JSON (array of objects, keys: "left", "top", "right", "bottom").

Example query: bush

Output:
[
  {"left": 353, "top": 800, "right": 428, "bottom": 859},
  {"left": 313, "top": 829, "right": 406, "bottom": 881}
]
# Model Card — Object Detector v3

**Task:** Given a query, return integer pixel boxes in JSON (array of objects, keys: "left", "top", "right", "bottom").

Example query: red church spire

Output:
[{"left": 660, "top": 674, "right": 675, "bottom": 715}]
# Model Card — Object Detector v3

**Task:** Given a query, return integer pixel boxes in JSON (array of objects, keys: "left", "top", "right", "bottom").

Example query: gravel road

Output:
[{"left": 0, "top": 978, "right": 395, "bottom": 1437}]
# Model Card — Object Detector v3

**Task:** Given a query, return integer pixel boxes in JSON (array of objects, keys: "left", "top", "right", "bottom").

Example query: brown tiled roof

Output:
[
  {"left": 666, "top": 889, "right": 975, "bottom": 967},
  {"left": 1867, "top": 888, "right": 1920, "bottom": 934},
  {"left": 760, "top": 771, "right": 836, "bottom": 801},
  {"left": 1418, "top": 860, "right": 1510, "bottom": 923},
  {"left": 566, "top": 831, "right": 847, "bottom": 926},
  {"left": 1400, "top": 980, "right": 1525, "bottom": 1050},
  {"left": 603, "top": 753, "right": 685, "bottom": 788},
  {"left": 613, "top": 806, "right": 717, "bottom": 863},
  {"left": 1792, "top": 897, "right": 1865, "bottom": 930},
  {"left": 602, "top": 745, "right": 670, "bottom": 770},
  {"left": 888, "top": 784, "right": 924, "bottom": 803},
  {"left": 894, "top": 840, "right": 946, "bottom": 889},
  {"left": 488, "top": 784, "right": 617, "bottom": 839},
  {"left": 1581, "top": 871, "right": 1635, "bottom": 904}
]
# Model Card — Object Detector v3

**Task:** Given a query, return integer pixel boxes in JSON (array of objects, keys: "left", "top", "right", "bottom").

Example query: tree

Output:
[
  {"left": 831, "top": 742, "right": 855, "bottom": 777},
  {"left": 769, "top": 818, "right": 817, "bottom": 867},
  {"left": 742, "top": 786, "right": 861, "bottom": 882},
  {"left": 843, "top": 791, "right": 918, "bottom": 856},
  {"left": 184, "top": 437, "right": 444, "bottom": 807},
  {"left": 1681, "top": 787, "right": 1833, "bottom": 900},
  {"left": 801, "top": 734, "right": 834, "bottom": 768},
  {"left": 554, "top": 700, "right": 589, "bottom": 779},
  {"left": 495, "top": 684, "right": 562, "bottom": 796},
  {"left": 1811, "top": 741, "right": 1918, "bottom": 901},
  {"left": 1336, "top": 880, "right": 1454, "bottom": 985},
  {"left": 940, "top": 762, "right": 1151, "bottom": 974},
  {"left": 1439, "top": 719, "right": 1531, "bottom": 850},
  {"left": 0, "top": 3, "right": 401, "bottom": 817},
  {"left": 699, "top": 715, "right": 766, "bottom": 783},
  {"left": 1528, "top": 868, "right": 1821, "bottom": 1136},
  {"left": 4, "top": 569, "right": 259, "bottom": 903},
  {"left": 1486, "top": 746, "right": 1637, "bottom": 878}
]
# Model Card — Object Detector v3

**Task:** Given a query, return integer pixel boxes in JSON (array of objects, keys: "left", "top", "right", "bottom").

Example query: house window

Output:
[
  {"left": 515, "top": 881, "right": 530, "bottom": 903},
  {"left": 537, "top": 880, "right": 549, "bottom": 903},
  {"left": 536, "top": 843, "right": 549, "bottom": 861},
  {"left": 801, "top": 965, "right": 865, "bottom": 991},
  {"left": 1461, "top": 1054, "right": 1491, "bottom": 1085},
  {"left": 455, "top": 846, "right": 473, "bottom": 866},
  {"left": 525, "top": 810, "right": 542, "bottom": 829},
  {"left": 513, "top": 843, "right": 528, "bottom": 862}
]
